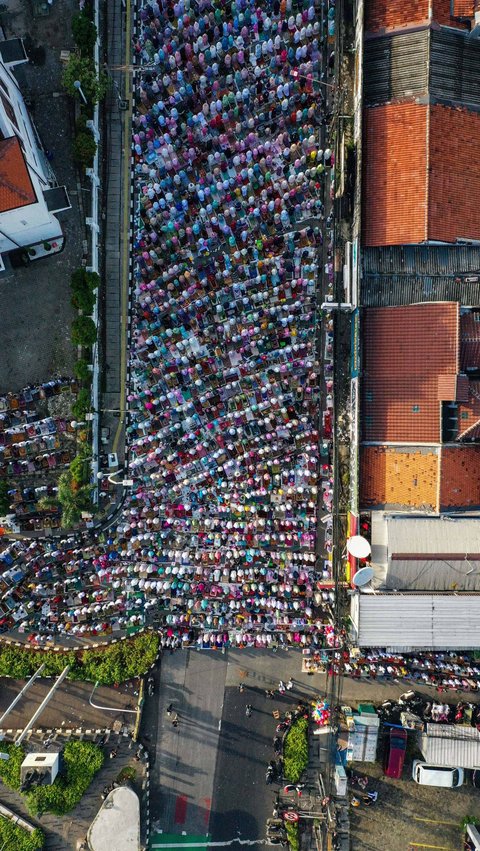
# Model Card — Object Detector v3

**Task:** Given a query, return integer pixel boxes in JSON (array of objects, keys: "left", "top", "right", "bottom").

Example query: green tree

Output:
[
  {"left": 72, "top": 131, "right": 97, "bottom": 169},
  {"left": 72, "top": 316, "right": 97, "bottom": 346},
  {"left": 57, "top": 470, "right": 92, "bottom": 527},
  {"left": 71, "top": 12, "right": 97, "bottom": 55},
  {"left": 74, "top": 358, "right": 92, "bottom": 383},
  {"left": 62, "top": 54, "right": 108, "bottom": 104},
  {"left": 0, "top": 479, "right": 10, "bottom": 514},
  {"left": 71, "top": 388, "right": 91, "bottom": 421}
]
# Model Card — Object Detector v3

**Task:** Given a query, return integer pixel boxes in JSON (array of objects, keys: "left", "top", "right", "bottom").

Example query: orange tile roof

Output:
[
  {"left": 362, "top": 103, "right": 428, "bottom": 247},
  {"left": 452, "top": 0, "right": 474, "bottom": 16},
  {"left": 363, "top": 303, "right": 459, "bottom": 442},
  {"left": 0, "top": 137, "right": 36, "bottom": 213},
  {"left": 428, "top": 107, "right": 480, "bottom": 243},
  {"left": 364, "top": 0, "right": 470, "bottom": 31},
  {"left": 440, "top": 445, "right": 480, "bottom": 507},
  {"left": 363, "top": 105, "right": 480, "bottom": 247},
  {"left": 437, "top": 374, "right": 469, "bottom": 402},
  {"left": 364, "top": 0, "right": 429, "bottom": 32},
  {"left": 456, "top": 382, "right": 480, "bottom": 439},
  {"left": 360, "top": 446, "right": 439, "bottom": 510}
]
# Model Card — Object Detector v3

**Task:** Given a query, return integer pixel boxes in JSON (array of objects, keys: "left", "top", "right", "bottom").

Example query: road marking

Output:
[
  {"left": 413, "top": 817, "right": 458, "bottom": 826},
  {"left": 408, "top": 845, "right": 456, "bottom": 850},
  {"left": 151, "top": 842, "right": 270, "bottom": 848},
  {"left": 174, "top": 795, "right": 187, "bottom": 825},
  {"left": 203, "top": 798, "right": 211, "bottom": 827},
  {"left": 218, "top": 719, "right": 222, "bottom": 731}
]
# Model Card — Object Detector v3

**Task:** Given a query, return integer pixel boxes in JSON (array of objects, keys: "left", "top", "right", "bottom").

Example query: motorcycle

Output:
[
  {"left": 273, "top": 737, "right": 282, "bottom": 756},
  {"left": 246, "top": 704, "right": 253, "bottom": 718},
  {"left": 266, "top": 767, "right": 275, "bottom": 785}
]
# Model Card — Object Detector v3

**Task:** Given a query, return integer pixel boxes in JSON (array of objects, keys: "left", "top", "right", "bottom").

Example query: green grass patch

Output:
[
  {"left": 0, "top": 741, "right": 103, "bottom": 817},
  {"left": 285, "top": 822, "right": 299, "bottom": 851},
  {"left": 25, "top": 741, "right": 104, "bottom": 816},
  {"left": 0, "top": 816, "right": 44, "bottom": 851},
  {"left": 117, "top": 765, "right": 136, "bottom": 783},
  {"left": 284, "top": 716, "right": 309, "bottom": 784},
  {"left": 0, "top": 632, "right": 159, "bottom": 684}
]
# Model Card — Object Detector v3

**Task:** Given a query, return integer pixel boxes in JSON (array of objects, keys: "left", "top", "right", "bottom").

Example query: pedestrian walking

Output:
[
  {"left": 286, "top": 678, "right": 293, "bottom": 690},
  {"left": 172, "top": 714, "right": 179, "bottom": 728},
  {"left": 278, "top": 680, "right": 286, "bottom": 694},
  {"left": 166, "top": 703, "right": 173, "bottom": 716}
]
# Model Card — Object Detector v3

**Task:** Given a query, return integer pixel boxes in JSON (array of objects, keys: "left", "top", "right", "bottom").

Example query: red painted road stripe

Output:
[
  {"left": 203, "top": 797, "right": 211, "bottom": 827},
  {"left": 174, "top": 795, "right": 187, "bottom": 824}
]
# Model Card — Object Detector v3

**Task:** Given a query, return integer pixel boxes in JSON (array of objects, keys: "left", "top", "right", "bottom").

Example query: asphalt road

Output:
[
  {"left": 210, "top": 682, "right": 298, "bottom": 843},
  {"left": 147, "top": 648, "right": 480, "bottom": 848}
]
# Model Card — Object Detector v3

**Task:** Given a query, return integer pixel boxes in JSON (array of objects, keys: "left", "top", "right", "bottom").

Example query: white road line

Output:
[{"left": 151, "top": 841, "right": 269, "bottom": 848}]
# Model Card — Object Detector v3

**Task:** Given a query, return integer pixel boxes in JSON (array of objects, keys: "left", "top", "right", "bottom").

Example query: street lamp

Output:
[
  {"left": 97, "top": 470, "right": 134, "bottom": 487},
  {"left": 73, "top": 80, "right": 88, "bottom": 105}
]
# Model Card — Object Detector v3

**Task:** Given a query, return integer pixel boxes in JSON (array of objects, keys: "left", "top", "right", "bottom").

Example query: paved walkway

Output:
[{"left": 101, "top": 0, "right": 130, "bottom": 469}]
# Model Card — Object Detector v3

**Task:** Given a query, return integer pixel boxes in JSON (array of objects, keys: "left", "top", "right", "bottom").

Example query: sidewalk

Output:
[{"left": 100, "top": 0, "right": 130, "bottom": 470}]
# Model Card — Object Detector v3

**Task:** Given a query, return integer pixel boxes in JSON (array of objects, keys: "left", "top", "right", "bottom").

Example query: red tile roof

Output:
[
  {"left": 452, "top": 0, "right": 474, "bottom": 16},
  {"left": 0, "top": 137, "right": 36, "bottom": 213},
  {"left": 440, "top": 445, "right": 480, "bottom": 507},
  {"left": 364, "top": 0, "right": 470, "bottom": 31},
  {"left": 428, "top": 107, "right": 480, "bottom": 243},
  {"left": 363, "top": 303, "right": 459, "bottom": 442},
  {"left": 456, "top": 382, "right": 480, "bottom": 439},
  {"left": 437, "top": 374, "right": 469, "bottom": 402},
  {"left": 363, "top": 105, "right": 480, "bottom": 247},
  {"left": 360, "top": 446, "right": 439, "bottom": 510},
  {"left": 362, "top": 103, "right": 428, "bottom": 247},
  {"left": 364, "top": 0, "right": 429, "bottom": 32},
  {"left": 460, "top": 311, "right": 480, "bottom": 371}
]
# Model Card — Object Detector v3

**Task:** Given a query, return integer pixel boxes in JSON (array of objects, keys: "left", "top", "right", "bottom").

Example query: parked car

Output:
[
  {"left": 412, "top": 761, "right": 464, "bottom": 787},
  {"left": 384, "top": 727, "right": 408, "bottom": 778}
]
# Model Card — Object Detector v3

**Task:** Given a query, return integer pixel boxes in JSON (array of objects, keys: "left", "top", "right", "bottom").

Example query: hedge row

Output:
[
  {"left": 0, "top": 632, "right": 159, "bottom": 685},
  {"left": 283, "top": 716, "right": 309, "bottom": 784}
]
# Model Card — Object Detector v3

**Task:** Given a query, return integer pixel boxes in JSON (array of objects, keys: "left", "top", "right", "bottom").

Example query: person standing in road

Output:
[
  {"left": 286, "top": 678, "right": 293, "bottom": 690},
  {"left": 278, "top": 680, "right": 286, "bottom": 694}
]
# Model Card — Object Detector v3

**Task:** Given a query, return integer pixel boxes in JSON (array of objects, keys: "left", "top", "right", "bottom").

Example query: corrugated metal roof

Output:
[
  {"left": 353, "top": 593, "right": 480, "bottom": 648},
  {"left": 364, "top": 245, "right": 480, "bottom": 275},
  {"left": 361, "top": 276, "right": 480, "bottom": 307},
  {"left": 361, "top": 246, "right": 480, "bottom": 307},
  {"left": 386, "top": 515, "right": 480, "bottom": 554},
  {"left": 385, "top": 558, "right": 480, "bottom": 591},
  {"left": 430, "top": 29, "right": 480, "bottom": 110},
  {"left": 421, "top": 724, "right": 480, "bottom": 769},
  {"left": 364, "top": 32, "right": 429, "bottom": 106}
]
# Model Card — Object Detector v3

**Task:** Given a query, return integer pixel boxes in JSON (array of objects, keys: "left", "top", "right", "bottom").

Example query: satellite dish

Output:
[
  {"left": 347, "top": 535, "right": 371, "bottom": 559},
  {"left": 352, "top": 566, "right": 375, "bottom": 587}
]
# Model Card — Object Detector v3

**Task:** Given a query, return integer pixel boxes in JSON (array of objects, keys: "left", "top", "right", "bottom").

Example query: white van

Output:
[{"left": 412, "top": 760, "right": 464, "bottom": 788}]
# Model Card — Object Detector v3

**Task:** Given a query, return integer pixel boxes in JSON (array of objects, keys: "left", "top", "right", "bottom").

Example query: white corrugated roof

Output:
[
  {"left": 421, "top": 724, "right": 480, "bottom": 769},
  {"left": 352, "top": 593, "right": 480, "bottom": 649},
  {"left": 387, "top": 515, "right": 480, "bottom": 555}
]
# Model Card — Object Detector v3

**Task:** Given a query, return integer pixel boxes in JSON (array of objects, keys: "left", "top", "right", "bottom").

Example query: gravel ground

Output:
[
  {"left": 349, "top": 747, "right": 478, "bottom": 851},
  {"left": 0, "top": 0, "right": 86, "bottom": 392}
]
